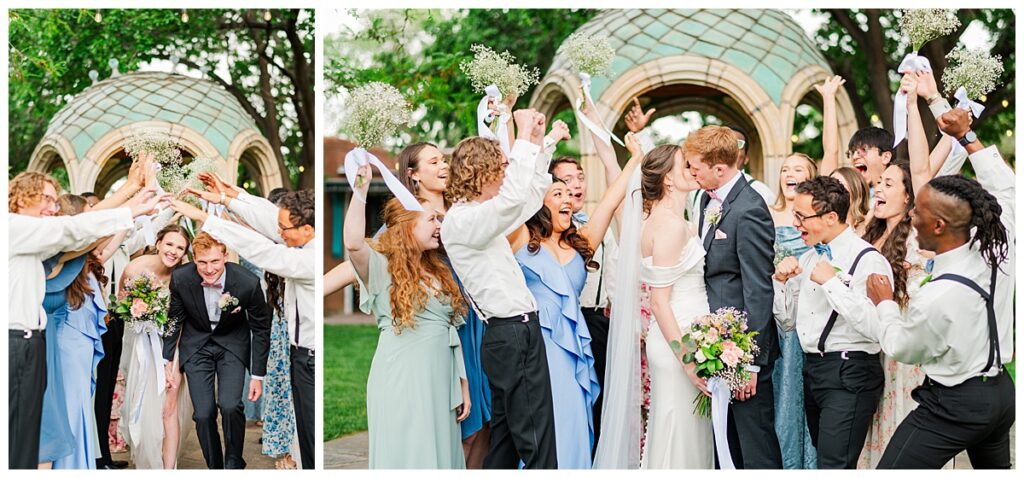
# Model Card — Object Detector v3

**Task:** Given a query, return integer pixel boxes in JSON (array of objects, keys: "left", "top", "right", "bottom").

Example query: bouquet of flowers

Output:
[
  {"left": 942, "top": 45, "right": 1004, "bottom": 98},
  {"left": 340, "top": 81, "right": 412, "bottom": 149},
  {"left": 109, "top": 273, "right": 176, "bottom": 337},
  {"left": 123, "top": 130, "right": 182, "bottom": 165},
  {"left": 563, "top": 31, "right": 615, "bottom": 78},
  {"left": 898, "top": 9, "right": 960, "bottom": 52},
  {"left": 680, "top": 307, "right": 760, "bottom": 417},
  {"left": 460, "top": 44, "right": 540, "bottom": 100},
  {"left": 123, "top": 131, "right": 218, "bottom": 206}
]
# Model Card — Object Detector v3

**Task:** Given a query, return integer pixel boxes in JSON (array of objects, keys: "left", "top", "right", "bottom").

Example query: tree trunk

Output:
[
  {"left": 248, "top": 14, "right": 290, "bottom": 190},
  {"left": 284, "top": 10, "right": 316, "bottom": 191},
  {"left": 863, "top": 10, "right": 894, "bottom": 132}
]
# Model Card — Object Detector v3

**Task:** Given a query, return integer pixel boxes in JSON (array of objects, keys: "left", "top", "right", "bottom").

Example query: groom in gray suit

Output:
[{"left": 686, "top": 126, "right": 782, "bottom": 469}]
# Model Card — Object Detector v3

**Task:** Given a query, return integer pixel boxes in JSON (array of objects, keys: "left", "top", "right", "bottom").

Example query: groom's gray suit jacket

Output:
[{"left": 698, "top": 174, "right": 779, "bottom": 368}]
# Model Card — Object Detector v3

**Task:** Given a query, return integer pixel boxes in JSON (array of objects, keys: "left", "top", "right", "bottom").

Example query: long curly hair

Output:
[
  {"left": 525, "top": 178, "right": 598, "bottom": 271},
  {"left": 771, "top": 153, "right": 819, "bottom": 212},
  {"left": 55, "top": 194, "right": 109, "bottom": 310},
  {"left": 444, "top": 137, "right": 506, "bottom": 203},
  {"left": 928, "top": 175, "right": 1009, "bottom": 273},
  {"left": 640, "top": 144, "right": 684, "bottom": 216},
  {"left": 9, "top": 171, "right": 61, "bottom": 213},
  {"left": 831, "top": 166, "right": 871, "bottom": 229},
  {"left": 372, "top": 198, "right": 466, "bottom": 333},
  {"left": 862, "top": 160, "right": 913, "bottom": 309}
]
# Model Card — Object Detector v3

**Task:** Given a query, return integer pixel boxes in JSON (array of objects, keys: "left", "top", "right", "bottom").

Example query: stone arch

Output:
[
  {"left": 227, "top": 130, "right": 283, "bottom": 195},
  {"left": 27, "top": 136, "right": 79, "bottom": 191}
]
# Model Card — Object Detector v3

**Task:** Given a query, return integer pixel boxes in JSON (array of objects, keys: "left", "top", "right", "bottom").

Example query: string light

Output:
[
  {"left": 790, "top": 135, "right": 799, "bottom": 143},
  {"left": 298, "top": 165, "right": 305, "bottom": 173},
  {"left": 94, "top": 10, "right": 102, "bottom": 23},
  {"left": 1007, "top": 130, "right": 1013, "bottom": 137},
  {"left": 181, "top": 9, "right": 189, "bottom": 23},
  {"left": 264, "top": 10, "right": 272, "bottom": 22},
  {"left": 1002, "top": 99, "right": 1009, "bottom": 108}
]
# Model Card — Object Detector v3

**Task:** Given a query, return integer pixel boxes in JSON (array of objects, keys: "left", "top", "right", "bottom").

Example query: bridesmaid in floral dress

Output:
[{"left": 768, "top": 153, "right": 818, "bottom": 469}]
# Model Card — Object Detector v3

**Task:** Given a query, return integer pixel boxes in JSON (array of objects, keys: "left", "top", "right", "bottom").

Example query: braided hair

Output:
[{"left": 927, "top": 175, "right": 1009, "bottom": 272}]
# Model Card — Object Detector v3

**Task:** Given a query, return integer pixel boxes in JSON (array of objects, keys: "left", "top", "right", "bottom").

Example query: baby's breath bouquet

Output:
[
  {"left": 340, "top": 82, "right": 411, "bottom": 148},
  {"left": 460, "top": 44, "right": 540, "bottom": 100},
  {"left": 158, "top": 157, "right": 218, "bottom": 206},
  {"left": 123, "top": 131, "right": 182, "bottom": 166},
  {"left": 943, "top": 45, "right": 1004, "bottom": 99},
  {"left": 563, "top": 31, "right": 615, "bottom": 77},
  {"left": 898, "top": 9, "right": 960, "bottom": 52}
]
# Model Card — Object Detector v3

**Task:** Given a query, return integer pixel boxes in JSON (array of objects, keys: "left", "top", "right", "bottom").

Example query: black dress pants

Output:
[
  {"left": 878, "top": 372, "right": 1015, "bottom": 469},
  {"left": 94, "top": 317, "right": 124, "bottom": 467},
  {"left": 183, "top": 341, "right": 248, "bottom": 469},
  {"left": 9, "top": 330, "right": 46, "bottom": 469},
  {"left": 290, "top": 345, "right": 316, "bottom": 470},
  {"left": 581, "top": 306, "right": 608, "bottom": 455},
  {"left": 804, "top": 352, "right": 884, "bottom": 469},
  {"left": 480, "top": 312, "right": 558, "bottom": 469}
]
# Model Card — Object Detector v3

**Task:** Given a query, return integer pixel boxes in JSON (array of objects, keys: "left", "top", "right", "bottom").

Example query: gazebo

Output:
[
  {"left": 531, "top": 9, "right": 859, "bottom": 208},
  {"left": 27, "top": 69, "right": 282, "bottom": 196}
]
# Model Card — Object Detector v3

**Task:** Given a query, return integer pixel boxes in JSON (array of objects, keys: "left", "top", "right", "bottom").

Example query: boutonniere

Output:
[
  {"left": 919, "top": 274, "right": 934, "bottom": 287},
  {"left": 832, "top": 266, "right": 853, "bottom": 287},
  {"left": 218, "top": 292, "right": 240, "bottom": 313},
  {"left": 705, "top": 205, "right": 722, "bottom": 226}
]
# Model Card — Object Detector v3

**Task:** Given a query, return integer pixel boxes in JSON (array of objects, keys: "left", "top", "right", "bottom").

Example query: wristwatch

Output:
[
  {"left": 957, "top": 130, "right": 978, "bottom": 147},
  {"left": 926, "top": 92, "right": 943, "bottom": 105}
]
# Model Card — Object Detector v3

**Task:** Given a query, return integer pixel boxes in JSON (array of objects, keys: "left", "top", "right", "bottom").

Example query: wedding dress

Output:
[{"left": 639, "top": 236, "right": 715, "bottom": 469}]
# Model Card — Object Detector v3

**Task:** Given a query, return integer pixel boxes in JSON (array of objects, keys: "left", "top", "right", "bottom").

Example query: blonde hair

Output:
[
  {"left": 831, "top": 167, "right": 871, "bottom": 229},
  {"left": 444, "top": 137, "right": 506, "bottom": 203},
  {"left": 9, "top": 172, "right": 60, "bottom": 212},
  {"left": 683, "top": 125, "right": 739, "bottom": 167},
  {"left": 771, "top": 153, "right": 819, "bottom": 211},
  {"left": 192, "top": 232, "right": 227, "bottom": 256}
]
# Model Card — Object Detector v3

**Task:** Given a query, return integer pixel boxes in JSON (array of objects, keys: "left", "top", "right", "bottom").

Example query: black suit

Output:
[
  {"left": 699, "top": 174, "right": 782, "bottom": 469},
  {"left": 165, "top": 262, "right": 271, "bottom": 469}
]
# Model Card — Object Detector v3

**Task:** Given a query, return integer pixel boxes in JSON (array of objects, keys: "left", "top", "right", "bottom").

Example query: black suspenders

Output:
[
  {"left": 816, "top": 247, "right": 878, "bottom": 354},
  {"left": 932, "top": 266, "right": 1001, "bottom": 374}
]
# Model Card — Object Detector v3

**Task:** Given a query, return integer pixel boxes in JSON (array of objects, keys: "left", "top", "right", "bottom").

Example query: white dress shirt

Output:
[
  {"left": 226, "top": 191, "right": 285, "bottom": 245},
  {"left": 773, "top": 226, "right": 894, "bottom": 354},
  {"left": 441, "top": 140, "right": 552, "bottom": 320},
  {"left": 202, "top": 204, "right": 316, "bottom": 350},
  {"left": 577, "top": 221, "right": 617, "bottom": 309},
  {"left": 699, "top": 170, "right": 743, "bottom": 241},
  {"left": 8, "top": 208, "right": 134, "bottom": 331},
  {"left": 845, "top": 146, "right": 1014, "bottom": 386},
  {"left": 201, "top": 268, "right": 227, "bottom": 327},
  {"left": 687, "top": 172, "right": 773, "bottom": 226}
]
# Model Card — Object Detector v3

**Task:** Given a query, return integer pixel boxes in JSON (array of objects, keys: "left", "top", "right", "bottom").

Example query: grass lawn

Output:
[{"left": 324, "top": 324, "right": 378, "bottom": 441}]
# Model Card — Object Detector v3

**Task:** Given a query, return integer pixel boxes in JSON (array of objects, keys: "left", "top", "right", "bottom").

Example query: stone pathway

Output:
[
  {"left": 323, "top": 427, "right": 1014, "bottom": 470},
  {"left": 113, "top": 421, "right": 280, "bottom": 469}
]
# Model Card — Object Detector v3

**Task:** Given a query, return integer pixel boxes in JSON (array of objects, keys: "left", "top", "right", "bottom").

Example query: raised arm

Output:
[
  {"left": 93, "top": 154, "right": 149, "bottom": 211},
  {"left": 902, "top": 73, "right": 932, "bottom": 196},
  {"left": 582, "top": 101, "right": 623, "bottom": 184},
  {"left": 324, "top": 261, "right": 356, "bottom": 297},
  {"left": 579, "top": 134, "right": 643, "bottom": 251},
  {"left": 342, "top": 164, "right": 373, "bottom": 281},
  {"left": 816, "top": 75, "right": 846, "bottom": 176},
  {"left": 625, "top": 97, "right": 657, "bottom": 154}
]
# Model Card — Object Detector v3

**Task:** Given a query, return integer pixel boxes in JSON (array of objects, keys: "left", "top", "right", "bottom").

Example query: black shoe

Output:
[{"left": 110, "top": 460, "right": 129, "bottom": 469}]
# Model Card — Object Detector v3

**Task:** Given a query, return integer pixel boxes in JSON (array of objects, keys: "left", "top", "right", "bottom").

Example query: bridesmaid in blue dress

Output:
[
  {"left": 506, "top": 143, "right": 642, "bottom": 468},
  {"left": 39, "top": 254, "right": 78, "bottom": 467},
  {"left": 769, "top": 153, "right": 818, "bottom": 469}
]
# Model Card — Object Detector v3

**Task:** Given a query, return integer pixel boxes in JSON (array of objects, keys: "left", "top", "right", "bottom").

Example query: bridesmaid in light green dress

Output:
[{"left": 345, "top": 179, "right": 471, "bottom": 469}]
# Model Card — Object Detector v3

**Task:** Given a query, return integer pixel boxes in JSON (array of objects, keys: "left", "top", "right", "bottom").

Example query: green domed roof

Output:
[
  {"left": 550, "top": 9, "right": 829, "bottom": 105},
  {"left": 43, "top": 71, "right": 258, "bottom": 160}
]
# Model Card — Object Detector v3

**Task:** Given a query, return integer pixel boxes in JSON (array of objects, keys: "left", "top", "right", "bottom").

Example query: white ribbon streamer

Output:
[
  {"left": 129, "top": 324, "right": 166, "bottom": 426},
  {"left": 575, "top": 73, "right": 624, "bottom": 147},
  {"left": 892, "top": 53, "right": 933, "bottom": 148},
  {"left": 476, "top": 84, "right": 511, "bottom": 155},
  {"left": 708, "top": 377, "right": 736, "bottom": 470},
  {"left": 343, "top": 147, "right": 424, "bottom": 212},
  {"left": 950, "top": 87, "right": 986, "bottom": 157}
]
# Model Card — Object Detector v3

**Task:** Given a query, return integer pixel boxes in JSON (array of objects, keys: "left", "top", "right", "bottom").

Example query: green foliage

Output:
[
  {"left": 326, "top": 9, "right": 599, "bottom": 151},
  {"left": 324, "top": 324, "right": 378, "bottom": 440},
  {"left": 8, "top": 9, "right": 315, "bottom": 187}
]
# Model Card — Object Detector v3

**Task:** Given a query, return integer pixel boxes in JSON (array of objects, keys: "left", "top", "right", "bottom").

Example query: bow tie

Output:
[
  {"left": 925, "top": 259, "right": 935, "bottom": 274},
  {"left": 814, "top": 243, "right": 833, "bottom": 261},
  {"left": 573, "top": 211, "right": 589, "bottom": 225},
  {"left": 706, "top": 190, "right": 722, "bottom": 202},
  {"left": 201, "top": 282, "right": 223, "bottom": 289}
]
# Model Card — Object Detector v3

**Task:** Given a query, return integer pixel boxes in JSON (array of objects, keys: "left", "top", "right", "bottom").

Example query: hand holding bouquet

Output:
[
  {"left": 110, "top": 273, "right": 177, "bottom": 337},
  {"left": 680, "top": 307, "right": 760, "bottom": 417}
]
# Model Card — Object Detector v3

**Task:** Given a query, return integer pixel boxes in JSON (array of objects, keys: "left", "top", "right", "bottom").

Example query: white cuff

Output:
[{"left": 744, "top": 365, "right": 761, "bottom": 373}]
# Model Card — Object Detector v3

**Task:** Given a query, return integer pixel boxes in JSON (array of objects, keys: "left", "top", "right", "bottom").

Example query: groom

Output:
[
  {"left": 165, "top": 232, "right": 271, "bottom": 469},
  {"left": 686, "top": 126, "right": 782, "bottom": 468}
]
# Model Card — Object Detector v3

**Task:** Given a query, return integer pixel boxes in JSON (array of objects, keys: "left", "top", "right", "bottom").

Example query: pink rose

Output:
[
  {"left": 720, "top": 341, "right": 742, "bottom": 368},
  {"left": 130, "top": 298, "right": 149, "bottom": 318},
  {"left": 706, "top": 327, "right": 720, "bottom": 343}
]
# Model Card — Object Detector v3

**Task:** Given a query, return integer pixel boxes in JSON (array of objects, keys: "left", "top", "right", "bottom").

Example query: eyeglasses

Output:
[
  {"left": 793, "top": 210, "right": 828, "bottom": 225},
  {"left": 279, "top": 224, "right": 301, "bottom": 232},
  {"left": 846, "top": 147, "right": 880, "bottom": 160}
]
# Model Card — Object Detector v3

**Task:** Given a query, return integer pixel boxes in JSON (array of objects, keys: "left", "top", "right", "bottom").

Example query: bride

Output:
[
  {"left": 118, "top": 224, "right": 193, "bottom": 469},
  {"left": 594, "top": 144, "right": 714, "bottom": 469}
]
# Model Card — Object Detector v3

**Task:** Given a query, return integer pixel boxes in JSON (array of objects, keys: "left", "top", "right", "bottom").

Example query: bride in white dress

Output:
[{"left": 594, "top": 144, "right": 713, "bottom": 469}]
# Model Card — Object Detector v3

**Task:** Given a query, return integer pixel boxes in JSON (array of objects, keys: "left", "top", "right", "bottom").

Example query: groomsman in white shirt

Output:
[
  {"left": 441, "top": 109, "right": 559, "bottom": 469},
  {"left": 772, "top": 176, "right": 893, "bottom": 469},
  {"left": 173, "top": 186, "right": 316, "bottom": 469},
  {"left": 8, "top": 171, "right": 165, "bottom": 469},
  {"left": 857, "top": 109, "right": 1015, "bottom": 469}
]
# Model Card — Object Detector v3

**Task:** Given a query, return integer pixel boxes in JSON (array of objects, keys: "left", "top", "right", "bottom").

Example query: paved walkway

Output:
[
  {"left": 325, "top": 312, "right": 374, "bottom": 326},
  {"left": 323, "top": 427, "right": 1014, "bottom": 469},
  {"left": 113, "top": 421, "right": 280, "bottom": 469}
]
